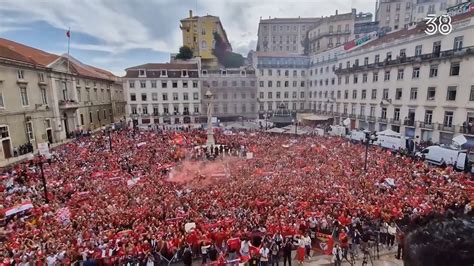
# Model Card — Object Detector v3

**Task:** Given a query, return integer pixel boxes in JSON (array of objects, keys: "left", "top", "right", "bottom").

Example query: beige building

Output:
[
  {"left": 256, "top": 17, "right": 320, "bottom": 54},
  {"left": 307, "top": 10, "right": 357, "bottom": 55},
  {"left": 0, "top": 38, "right": 126, "bottom": 161}
]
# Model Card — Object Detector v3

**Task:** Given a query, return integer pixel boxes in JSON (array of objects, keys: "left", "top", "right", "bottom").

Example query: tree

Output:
[
  {"left": 212, "top": 32, "right": 244, "bottom": 68},
  {"left": 176, "top": 46, "right": 193, "bottom": 60}
]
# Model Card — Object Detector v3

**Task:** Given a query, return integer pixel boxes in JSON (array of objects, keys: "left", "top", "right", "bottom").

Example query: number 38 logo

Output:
[{"left": 425, "top": 14, "right": 453, "bottom": 36}]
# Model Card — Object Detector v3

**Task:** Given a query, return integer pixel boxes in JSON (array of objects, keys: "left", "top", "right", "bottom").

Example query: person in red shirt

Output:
[{"left": 338, "top": 229, "right": 349, "bottom": 261}]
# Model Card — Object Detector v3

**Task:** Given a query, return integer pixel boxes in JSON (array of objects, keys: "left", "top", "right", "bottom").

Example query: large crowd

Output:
[{"left": 0, "top": 127, "right": 472, "bottom": 265}]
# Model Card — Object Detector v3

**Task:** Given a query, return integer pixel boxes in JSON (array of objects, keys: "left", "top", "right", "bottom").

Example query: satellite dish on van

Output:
[
  {"left": 452, "top": 134, "right": 467, "bottom": 146},
  {"left": 342, "top": 118, "right": 351, "bottom": 126}
]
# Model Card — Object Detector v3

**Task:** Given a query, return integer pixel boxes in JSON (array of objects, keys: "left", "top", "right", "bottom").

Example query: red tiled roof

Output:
[{"left": 0, "top": 38, "right": 116, "bottom": 81}]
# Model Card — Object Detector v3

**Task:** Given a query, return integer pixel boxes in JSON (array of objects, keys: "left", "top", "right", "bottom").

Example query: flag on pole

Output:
[{"left": 66, "top": 29, "right": 70, "bottom": 38}]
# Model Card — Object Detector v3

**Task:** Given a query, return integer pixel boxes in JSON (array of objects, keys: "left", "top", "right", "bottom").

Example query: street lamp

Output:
[
  {"left": 30, "top": 155, "right": 49, "bottom": 203},
  {"left": 107, "top": 127, "right": 113, "bottom": 151},
  {"left": 363, "top": 131, "right": 377, "bottom": 171},
  {"left": 264, "top": 113, "right": 269, "bottom": 130},
  {"left": 205, "top": 89, "right": 215, "bottom": 146},
  {"left": 292, "top": 119, "right": 298, "bottom": 135}
]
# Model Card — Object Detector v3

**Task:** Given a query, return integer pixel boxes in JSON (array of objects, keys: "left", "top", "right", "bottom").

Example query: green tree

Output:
[{"left": 176, "top": 46, "right": 193, "bottom": 60}]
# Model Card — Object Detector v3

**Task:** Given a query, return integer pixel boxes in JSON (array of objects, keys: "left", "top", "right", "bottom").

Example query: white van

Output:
[
  {"left": 417, "top": 145, "right": 467, "bottom": 170},
  {"left": 329, "top": 125, "right": 347, "bottom": 136},
  {"left": 374, "top": 135, "right": 406, "bottom": 150},
  {"left": 348, "top": 130, "right": 367, "bottom": 142}
]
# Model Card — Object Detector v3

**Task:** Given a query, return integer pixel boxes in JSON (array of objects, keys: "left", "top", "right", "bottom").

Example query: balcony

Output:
[
  {"left": 403, "top": 120, "right": 415, "bottom": 127},
  {"left": 438, "top": 124, "right": 455, "bottom": 132},
  {"left": 419, "top": 122, "right": 434, "bottom": 129},
  {"left": 58, "top": 100, "right": 79, "bottom": 110},
  {"left": 390, "top": 118, "right": 401, "bottom": 125},
  {"left": 367, "top": 116, "right": 376, "bottom": 122},
  {"left": 379, "top": 117, "right": 388, "bottom": 123},
  {"left": 334, "top": 46, "right": 474, "bottom": 75},
  {"left": 357, "top": 114, "right": 365, "bottom": 119},
  {"left": 349, "top": 114, "right": 356, "bottom": 118}
]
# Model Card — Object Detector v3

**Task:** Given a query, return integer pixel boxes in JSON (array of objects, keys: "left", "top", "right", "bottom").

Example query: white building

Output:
[
  {"left": 123, "top": 63, "right": 202, "bottom": 126},
  {"left": 313, "top": 11, "right": 474, "bottom": 144}
]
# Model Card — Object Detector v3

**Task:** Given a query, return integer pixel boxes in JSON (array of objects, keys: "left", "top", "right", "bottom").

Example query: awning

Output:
[
  {"left": 377, "top": 129, "right": 401, "bottom": 137},
  {"left": 301, "top": 115, "right": 331, "bottom": 121}
]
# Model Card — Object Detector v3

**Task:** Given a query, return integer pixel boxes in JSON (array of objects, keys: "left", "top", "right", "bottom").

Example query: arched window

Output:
[{"left": 201, "top": 41, "right": 208, "bottom": 49}]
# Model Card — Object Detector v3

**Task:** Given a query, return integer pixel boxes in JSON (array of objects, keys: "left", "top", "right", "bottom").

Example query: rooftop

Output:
[{"left": 125, "top": 63, "right": 199, "bottom": 71}]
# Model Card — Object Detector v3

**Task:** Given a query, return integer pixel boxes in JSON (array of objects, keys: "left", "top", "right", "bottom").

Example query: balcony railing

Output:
[
  {"left": 438, "top": 124, "right": 455, "bottom": 132},
  {"left": 334, "top": 46, "right": 474, "bottom": 75},
  {"left": 58, "top": 100, "right": 79, "bottom": 109},
  {"left": 390, "top": 118, "right": 401, "bottom": 125},
  {"left": 379, "top": 117, "right": 388, "bottom": 123},
  {"left": 367, "top": 116, "right": 376, "bottom": 122},
  {"left": 349, "top": 114, "right": 356, "bottom": 118},
  {"left": 419, "top": 122, "right": 434, "bottom": 129},
  {"left": 404, "top": 120, "right": 415, "bottom": 127},
  {"left": 357, "top": 114, "right": 365, "bottom": 119}
]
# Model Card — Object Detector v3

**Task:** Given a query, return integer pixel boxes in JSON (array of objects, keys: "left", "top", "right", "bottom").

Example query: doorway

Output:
[
  {"left": 2, "top": 139, "right": 12, "bottom": 159},
  {"left": 47, "top": 129, "right": 53, "bottom": 143}
]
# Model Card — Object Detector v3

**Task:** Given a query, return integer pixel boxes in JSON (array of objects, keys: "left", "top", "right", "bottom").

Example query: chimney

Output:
[
  {"left": 336, "top": 10, "right": 338, "bottom": 15},
  {"left": 189, "top": 10, "right": 193, "bottom": 18}
]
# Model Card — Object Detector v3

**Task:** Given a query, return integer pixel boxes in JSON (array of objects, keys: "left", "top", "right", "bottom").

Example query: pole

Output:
[
  {"left": 295, "top": 121, "right": 298, "bottom": 135},
  {"left": 67, "top": 27, "right": 70, "bottom": 74},
  {"left": 108, "top": 129, "right": 113, "bottom": 151},
  {"left": 39, "top": 161, "right": 48, "bottom": 203},
  {"left": 364, "top": 134, "right": 369, "bottom": 171}
]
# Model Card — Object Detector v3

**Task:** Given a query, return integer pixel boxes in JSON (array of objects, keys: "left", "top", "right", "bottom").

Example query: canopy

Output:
[
  {"left": 266, "top": 128, "right": 286, "bottom": 133},
  {"left": 301, "top": 115, "right": 331, "bottom": 121},
  {"left": 376, "top": 129, "right": 400, "bottom": 137}
]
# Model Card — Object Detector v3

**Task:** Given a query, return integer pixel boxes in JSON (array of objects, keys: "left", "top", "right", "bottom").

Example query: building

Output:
[
  {"left": 180, "top": 10, "right": 232, "bottom": 69},
  {"left": 0, "top": 38, "right": 126, "bottom": 161},
  {"left": 375, "top": 0, "right": 461, "bottom": 32},
  {"left": 254, "top": 52, "right": 310, "bottom": 118},
  {"left": 256, "top": 17, "right": 320, "bottom": 54},
  {"left": 201, "top": 67, "right": 258, "bottom": 122},
  {"left": 307, "top": 10, "right": 357, "bottom": 55},
  {"left": 354, "top": 12, "right": 380, "bottom": 39},
  {"left": 316, "top": 11, "right": 474, "bottom": 144},
  {"left": 123, "top": 63, "right": 202, "bottom": 126}
]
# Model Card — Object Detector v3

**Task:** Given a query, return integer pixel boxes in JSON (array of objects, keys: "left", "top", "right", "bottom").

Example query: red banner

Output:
[{"left": 314, "top": 232, "right": 333, "bottom": 255}]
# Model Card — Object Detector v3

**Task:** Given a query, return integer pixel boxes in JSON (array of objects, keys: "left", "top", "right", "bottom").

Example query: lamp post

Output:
[
  {"left": 264, "top": 113, "right": 269, "bottom": 130},
  {"left": 363, "top": 131, "right": 374, "bottom": 172},
  {"left": 30, "top": 155, "right": 49, "bottom": 203},
  {"left": 108, "top": 127, "right": 113, "bottom": 151},
  {"left": 205, "top": 89, "right": 215, "bottom": 147},
  {"left": 292, "top": 119, "right": 298, "bottom": 135}
]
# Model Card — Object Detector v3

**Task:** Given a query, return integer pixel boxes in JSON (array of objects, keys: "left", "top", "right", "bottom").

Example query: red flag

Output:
[{"left": 66, "top": 30, "right": 70, "bottom": 38}]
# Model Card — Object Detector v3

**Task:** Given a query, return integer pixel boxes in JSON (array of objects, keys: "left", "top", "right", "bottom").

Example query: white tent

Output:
[
  {"left": 266, "top": 127, "right": 286, "bottom": 133},
  {"left": 376, "top": 129, "right": 400, "bottom": 137}
]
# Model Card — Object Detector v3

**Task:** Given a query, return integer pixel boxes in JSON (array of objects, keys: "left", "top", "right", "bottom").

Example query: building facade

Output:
[
  {"left": 307, "top": 10, "right": 357, "bottom": 55},
  {"left": 180, "top": 10, "right": 232, "bottom": 69},
  {"left": 201, "top": 67, "right": 258, "bottom": 122},
  {"left": 124, "top": 63, "right": 202, "bottom": 126},
  {"left": 256, "top": 17, "right": 320, "bottom": 54},
  {"left": 0, "top": 38, "right": 125, "bottom": 161},
  {"left": 254, "top": 53, "right": 310, "bottom": 118},
  {"left": 375, "top": 0, "right": 461, "bottom": 32}
]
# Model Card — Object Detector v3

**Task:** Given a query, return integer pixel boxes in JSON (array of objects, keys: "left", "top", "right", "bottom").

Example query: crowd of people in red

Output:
[{"left": 0, "top": 127, "right": 472, "bottom": 265}]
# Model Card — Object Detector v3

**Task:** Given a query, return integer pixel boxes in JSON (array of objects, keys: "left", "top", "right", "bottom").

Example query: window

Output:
[
  {"left": 415, "top": 45, "right": 422, "bottom": 56},
  {"left": 425, "top": 110, "right": 433, "bottom": 124},
  {"left": 292, "top": 91, "right": 297, "bottom": 99},
  {"left": 429, "top": 65, "right": 438, "bottom": 78},
  {"left": 364, "top": 57, "right": 369, "bottom": 66},
  {"left": 259, "top": 81, "right": 264, "bottom": 87},
  {"left": 17, "top": 70, "right": 24, "bottom": 79},
  {"left": 268, "top": 69, "right": 273, "bottom": 76},
  {"left": 370, "top": 106, "right": 375, "bottom": 117},
  {"left": 373, "top": 72, "right": 378, "bottom": 82},
  {"left": 139, "top": 69, "right": 146, "bottom": 77},
  {"left": 293, "top": 70, "right": 297, "bottom": 77},
  {"left": 140, "top": 93, "right": 146, "bottom": 101},
  {"left": 86, "top": 88, "right": 91, "bottom": 101},
  {"left": 300, "top": 91, "right": 305, "bottom": 98},
  {"left": 399, "top": 49, "right": 406, "bottom": 57},
  {"left": 129, "top": 81, "right": 135, "bottom": 88},
  {"left": 162, "top": 93, "right": 168, "bottom": 101},
  {"left": 375, "top": 55, "right": 380, "bottom": 63},
  {"left": 173, "top": 92, "right": 178, "bottom": 101},
  {"left": 362, "top": 74, "right": 368, "bottom": 83},
  {"left": 412, "top": 67, "right": 420, "bottom": 79},
  {"left": 446, "top": 86, "right": 457, "bottom": 101},
  {"left": 395, "top": 88, "right": 403, "bottom": 100},
  {"left": 276, "top": 81, "right": 281, "bottom": 87},
  {"left": 410, "top": 88, "right": 418, "bottom": 100},
  {"left": 344, "top": 90, "right": 349, "bottom": 99},
  {"left": 259, "top": 92, "right": 264, "bottom": 99},
  {"left": 276, "top": 92, "right": 281, "bottom": 99},
  {"left": 232, "top": 81, "right": 237, "bottom": 87},
  {"left": 450, "top": 62, "right": 460, "bottom": 76},
  {"left": 20, "top": 87, "right": 29, "bottom": 106},
  {"left": 268, "top": 92, "right": 272, "bottom": 99},
  {"left": 284, "top": 91, "right": 289, "bottom": 99},
  {"left": 151, "top": 81, "right": 157, "bottom": 88},
  {"left": 161, "top": 70, "right": 167, "bottom": 76},
  {"left": 183, "top": 81, "right": 188, "bottom": 88},
  {"left": 361, "top": 90, "right": 367, "bottom": 99},
  {"left": 397, "top": 69, "right": 404, "bottom": 80},
  {"left": 352, "top": 90, "right": 357, "bottom": 99},
  {"left": 427, "top": 87, "right": 436, "bottom": 100},
  {"left": 241, "top": 81, "right": 246, "bottom": 87},
  {"left": 470, "top": 86, "right": 474, "bottom": 101},
  {"left": 193, "top": 92, "right": 199, "bottom": 100},
  {"left": 0, "top": 83, "right": 4, "bottom": 108},
  {"left": 384, "top": 70, "right": 390, "bottom": 81},
  {"left": 182, "top": 70, "right": 188, "bottom": 77},
  {"left": 140, "top": 80, "right": 146, "bottom": 88},
  {"left": 268, "top": 81, "right": 272, "bottom": 87},
  {"left": 183, "top": 93, "right": 189, "bottom": 101},
  {"left": 162, "top": 81, "right": 167, "bottom": 88},
  {"left": 293, "top": 81, "right": 297, "bottom": 87},
  {"left": 152, "top": 93, "right": 158, "bottom": 101},
  {"left": 172, "top": 81, "right": 178, "bottom": 88},
  {"left": 345, "top": 76, "right": 349, "bottom": 84},
  {"left": 285, "top": 70, "right": 289, "bottom": 76},
  {"left": 371, "top": 89, "right": 377, "bottom": 99},
  {"left": 284, "top": 81, "right": 289, "bottom": 87},
  {"left": 301, "top": 81, "right": 305, "bottom": 87},
  {"left": 453, "top": 36, "right": 463, "bottom": 51},
  {"left": 80, "top": 114, "right": 84, "bottom": 126},
  {"left": 383, "top": 89, "right": 389, "bottom": 100},
  {"left": 381, "top": 108, "right": 387, "bottom": 119},
  {"left": 444, "top": 111, "right": 454, "bottom": 127},
  {"left": 337, "top": 91, "right": 341, "bottom": 99},
  {"left": 41, "top": 87, "right": 48, "bottom": 104},
  {"left": 38, "top": 73, "right": 45, "bottom": 82},
  {"left": 353, "top": 75, "right": 358, "bottom": 84},
  {"left": 193, "top": 81, "right": 198, "bottom": 88},
  {"left": 26, "top": 121, "right": 34, "bottom": 141},
  {"left": 394, "top": 108, "right": 400, "bottom": 121}
]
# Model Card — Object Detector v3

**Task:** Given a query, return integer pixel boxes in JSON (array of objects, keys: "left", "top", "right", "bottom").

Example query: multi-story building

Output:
[
  {"left": 201, "top": 67, "right": 258, "bottom": 122},
  {"left": 354, "top": 12, "right": 380, "bottom": 39},
  {"left": 314, "top": 11, "right": 474, "bottom": 144},
  {"left": 256, "top": 17, "right": 320, "bottom": 54},
  {"left": 307, "top": 10, "right": 357, "bottom": 55},
  {"left": 375, "top": 0, "right": 461, "bottom": 32},
  {"left": 123, "top": 63, "right": 202, "bottom": 126},
  {"left": 180, "top": 10, "right": 232, "bottom": 69},
  {"left": 0, "top": 38, "right": 125, "bottom": 161},
  {"left": 254, "top": 52, "right": 310, "bottom": 118}
]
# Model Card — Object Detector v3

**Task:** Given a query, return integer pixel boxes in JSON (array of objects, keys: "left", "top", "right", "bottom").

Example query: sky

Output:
[{"left": 0, "top": 0, "right": 375, "bottom": 76}]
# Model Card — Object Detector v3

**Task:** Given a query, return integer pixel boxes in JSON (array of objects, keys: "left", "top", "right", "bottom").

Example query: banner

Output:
[
  {"left": 2, "top": 202, "right": 33, "bottom": 217},
  {"left": 314, "top": 232, "right": 333, "bottom": 255}
]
